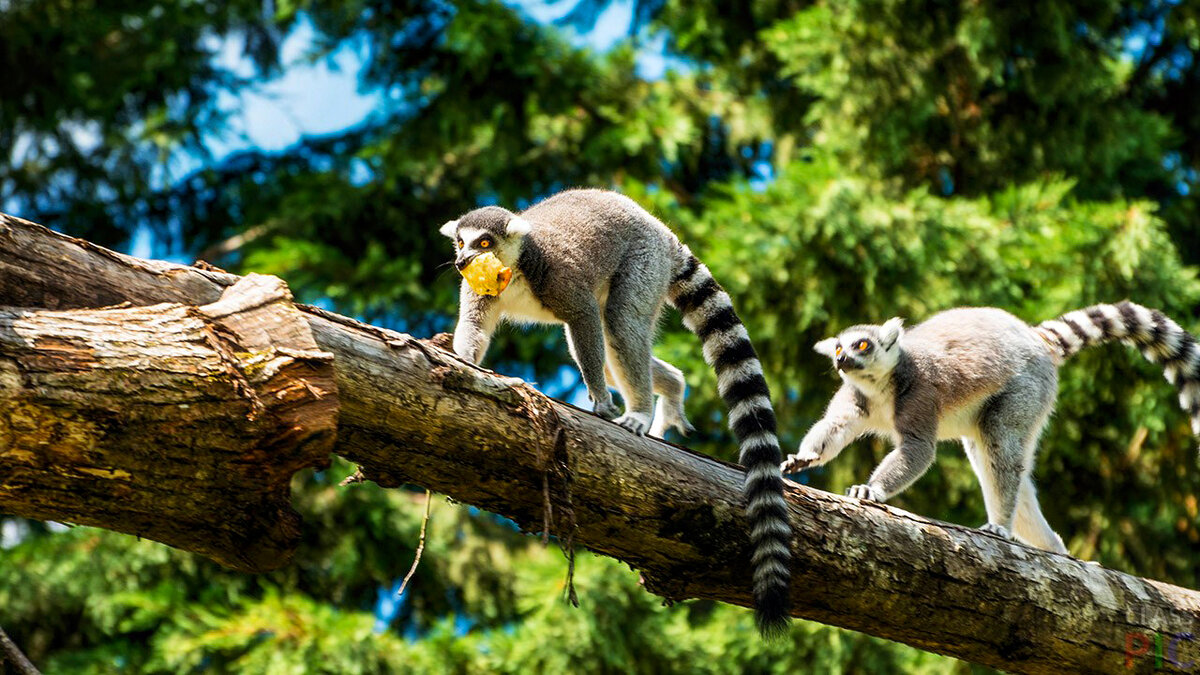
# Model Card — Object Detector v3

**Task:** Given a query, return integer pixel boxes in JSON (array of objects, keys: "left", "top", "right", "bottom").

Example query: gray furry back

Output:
[
  {"left": 1035, "top": 301, "right": 1200, "bottom": 440},
  {"left": 668, "top": 246, "right": 792, "bottom": 636},
  {"left": 518, "top": 189, "right": 677, "bottom": 290}
]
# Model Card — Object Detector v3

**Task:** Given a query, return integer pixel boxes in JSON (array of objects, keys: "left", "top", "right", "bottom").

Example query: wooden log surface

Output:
[
  {"left": 0, "top": 272, "right": 337, "bottom": 571},
  {"left": 2, "top": 212, "right": 1199, "bottom": 674}
]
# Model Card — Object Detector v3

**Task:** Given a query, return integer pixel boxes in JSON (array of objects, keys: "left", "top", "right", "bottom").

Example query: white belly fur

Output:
[
  {"left": 497, "top": 276, "right": 560, "bottom": 325},
  {"left": 496, "top": 276, "right": 611, "bottom": 328},
  {"left": 936, "top": 397, "right": 985, "bottom": 440},
  {"left": 853, "top": 380, "right": 985, "bottom": 442}
]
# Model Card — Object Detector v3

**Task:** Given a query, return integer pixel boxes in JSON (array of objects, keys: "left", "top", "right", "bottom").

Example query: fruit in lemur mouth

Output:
[{"left": 461, "top": 252, "right": 512, "bottom": 296}]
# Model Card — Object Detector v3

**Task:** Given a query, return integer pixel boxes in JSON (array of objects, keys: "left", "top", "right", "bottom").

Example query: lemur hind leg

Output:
[
  {"left": 601, "top": 258, "right": 669, "bottom": 435},
  {"left": 1012, "top": 474, "right": 1068, "bottom": 553},
  {"left": 1011, "top": 405, "right": 1068, "bottom": 553},
  {"left": 601, "top": 337, "right": 650, "bottom": 435},
  {"left": 973, "top": 367, "right": 1057, "bottom": 541},
  {"left": 648, "top": 357, "right": 694, "bottom": 437},
  {"left": 604, "top": 357, "right": 693, "bottom": 438},
  {"left": 961, "top": 434, "right": 1018, "bottom": 537}
]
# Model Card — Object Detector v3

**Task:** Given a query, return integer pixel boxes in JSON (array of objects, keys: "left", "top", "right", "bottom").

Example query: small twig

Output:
[
  {"left": 541, "top": 471, "right": 553, "bottom": 546},
  {"left": 394, "top": 489, "right": 434, "bottom": 600},
  {"left": 555, "top": 429, "right": 580, "bottom": 608},
  {"left": 0, "top": 624, "right": 41, "bottom": 675},
  {"left": 562, "top": 528, "right": 579, "bottom": 608},
  {"left": 191, "top": 259, "right": 230, "bottom": 274},
  {"left": 196, "top": 224, "right": 270, "bottom": 262}
]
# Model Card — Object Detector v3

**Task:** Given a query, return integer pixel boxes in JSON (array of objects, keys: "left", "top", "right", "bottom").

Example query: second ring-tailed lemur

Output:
[
  {"left": 441, "top": 188, "right": 791, "bottom": 634},
  {"left": 781, "top": 302, "right": 1200, "bottom": 553}
]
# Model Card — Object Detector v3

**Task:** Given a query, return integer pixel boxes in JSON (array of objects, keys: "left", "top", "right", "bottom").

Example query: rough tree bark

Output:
[
  {"left": 0, "top": 624, "right": 40, "bottom": 675},
  {"left": 2, "top": 213, "right": 1198, "bottom": 674},
  {"left": 0, "top": 273, "right": 337, "bottom": 571}
]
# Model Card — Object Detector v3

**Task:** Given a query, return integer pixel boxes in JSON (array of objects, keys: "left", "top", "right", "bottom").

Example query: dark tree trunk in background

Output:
[{"left": 1, "top": 213, "right": 1198, "bottom": 675}]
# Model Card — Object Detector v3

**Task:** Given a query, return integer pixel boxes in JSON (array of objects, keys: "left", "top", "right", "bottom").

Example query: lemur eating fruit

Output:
[{"left": 442, "top": 188, "right": 792, "bottom": 635}]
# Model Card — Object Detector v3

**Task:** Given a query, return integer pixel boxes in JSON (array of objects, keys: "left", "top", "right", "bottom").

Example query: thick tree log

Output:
[
  {"left": 2, "top": 213, "right": 1199, "bottom": 674},
  {"left": 0, "top": 272, "right": 337, "bottom": 571}
]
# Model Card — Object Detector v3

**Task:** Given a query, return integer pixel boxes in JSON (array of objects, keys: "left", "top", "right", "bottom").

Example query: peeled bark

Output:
[
  {"left": 2, "top": 212, "right": 1199, "bottom": 674},
  {"left": 0, "top": 273, "right": 337, "bottom": 571}
]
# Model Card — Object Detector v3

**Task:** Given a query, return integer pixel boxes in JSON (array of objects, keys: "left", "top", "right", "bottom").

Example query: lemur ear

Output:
[
  {"left": 880, "top": 317, "right": 905, "bottom": 348},
  {"left": 505, "top": 216, "right": 532, "bottom": 237},
  {"left": 439, "top": 219, "right": 459, "bottom": 239},
  {"left": 813, "top": 337, "right": 839, "bottom": 358}
]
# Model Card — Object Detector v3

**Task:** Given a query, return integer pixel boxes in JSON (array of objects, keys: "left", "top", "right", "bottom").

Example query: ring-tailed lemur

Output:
[
  {"left": 441, "top": 188, "right": 791, "bottom": 634},
  {"left": 781, "top": 302, "right": 1200, "bottom": 553}
]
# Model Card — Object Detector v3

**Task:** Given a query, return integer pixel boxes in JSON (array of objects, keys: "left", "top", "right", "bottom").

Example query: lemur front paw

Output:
[
  {"left": 614, "top": 412, "right": 651, "bottom": 436},
  {"left": 780, "top": 448, "right": 821, "bottom": 473},
  {"left": 979, "top": 523, "right": 1016, "bottom": 540},
  {"left": 592, "top": 399, "right": 621, "bottom": 421},
  {"left": 781, "top": 427, "right": 833, "bottom": 473},
  {"left": 845, "top": 484, "right": 885, "bottom": 502}
]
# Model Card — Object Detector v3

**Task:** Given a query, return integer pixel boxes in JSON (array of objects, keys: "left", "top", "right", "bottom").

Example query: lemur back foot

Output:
[
  {"left": 614, "top": 411, "right": 651, "bottom": 436},
  {"left": 649, "top": 397, "right": 694, "bottom": 438},
  {"left": 979, "top": 522, "right": 1016, "bottom": 540},
  {"left": 846, "top": 484, "right": 884, "bottom": 502}
]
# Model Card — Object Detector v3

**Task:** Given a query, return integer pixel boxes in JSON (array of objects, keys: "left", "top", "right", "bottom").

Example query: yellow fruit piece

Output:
[{"left": 460, "top": 252, "right": 513, "bottom": 296}]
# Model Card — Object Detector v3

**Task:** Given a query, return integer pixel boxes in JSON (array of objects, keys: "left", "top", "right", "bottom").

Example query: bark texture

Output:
[
  {"left": 2, "top": 213, "right": 1199, "bottom": 674},
  {"left": 0, "top": 624, "right": 40, "bottom": 675},
  {"left": 0, "top": 271, "right": 337, "bottom": 571}
]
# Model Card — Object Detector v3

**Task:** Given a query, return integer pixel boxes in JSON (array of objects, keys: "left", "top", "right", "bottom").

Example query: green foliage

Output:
[
  {"left": 761, "top": 2, "right": 1194, "bottom": 202},
  {"left": 5, "top": 520, "right": 979, "bottom": 674},
  {"left": 2, "top": 0, "right": 1199, "bottom": 672},
  {"left": 0, "top": 0, "right": 292, "bottom": 246}
]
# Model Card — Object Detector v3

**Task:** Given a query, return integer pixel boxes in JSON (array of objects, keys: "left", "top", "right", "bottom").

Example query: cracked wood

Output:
[{"left": 0, "top": 272, "right": 337, "bottom": 571}]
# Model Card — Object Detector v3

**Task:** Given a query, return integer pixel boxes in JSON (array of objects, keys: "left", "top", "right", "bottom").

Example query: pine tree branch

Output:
[{"left": 1, "top": 213, "right": 1198, "bottom": 674}]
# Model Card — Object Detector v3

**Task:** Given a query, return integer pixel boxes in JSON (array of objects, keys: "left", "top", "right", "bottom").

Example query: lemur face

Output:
[
  {"left": 814, "top": 317, "right": 904, "bottom": 381},
  {"left": 439, "top": 205, "right": 532, "bottom": 270}
]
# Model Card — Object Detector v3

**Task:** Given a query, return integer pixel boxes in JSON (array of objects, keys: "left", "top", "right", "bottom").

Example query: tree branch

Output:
[
  {"left": 0, "top": 272, "right": 337, "bottom": 571},
  {"left": 1, "top": 213, "right": 1198, "bottom": 674},
  {"left": 0, "top": 624, "right": 40, "bottom": 675}
]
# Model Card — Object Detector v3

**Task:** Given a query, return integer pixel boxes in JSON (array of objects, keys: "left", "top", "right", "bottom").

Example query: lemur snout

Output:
[{"left": 454, "top": 255, "right": 476, "bottom": 271}]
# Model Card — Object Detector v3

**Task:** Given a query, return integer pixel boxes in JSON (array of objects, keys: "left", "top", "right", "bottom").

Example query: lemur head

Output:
[
  {"left": 814, "top": 317, "right": 905, "bottom": 384},
  {"left": 439, "top": 206, "right": 532, "bottom": 270}
]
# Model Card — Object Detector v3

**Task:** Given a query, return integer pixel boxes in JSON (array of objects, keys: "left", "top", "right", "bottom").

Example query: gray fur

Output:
[
  {"left": 442, "top": 188, "right": 791, "bottom": 635},
  {"left": 783, "top": 302, "right": 1200, "bottom": 555}
]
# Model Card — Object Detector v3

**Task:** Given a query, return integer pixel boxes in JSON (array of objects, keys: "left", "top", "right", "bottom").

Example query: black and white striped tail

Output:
[
  {"left": 669, "top": 247, "right": 791, "bottom": 637},
  {"left": 1035, "top": 301, "right": 1200, "bottom": 440}
]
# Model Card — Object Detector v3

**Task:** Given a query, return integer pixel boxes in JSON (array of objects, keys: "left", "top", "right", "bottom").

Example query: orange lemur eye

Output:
[
  {"left": 480, "top": 238, "right": 493, "bottom": 249},
  {"left": 835, "top": 345, "right": 842, "bottom": 356},
  {"left": 856, "top": 340, "right": 870, "bottom": 351},
  {"left": 456, "top": 239, "right": 464, "bottom": 249}
]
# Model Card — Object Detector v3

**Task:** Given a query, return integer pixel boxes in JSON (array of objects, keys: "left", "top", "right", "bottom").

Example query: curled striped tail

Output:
[
  {"left": 668, "top": 247, "right": 791, "bottom": 637},
  {"left": 1035, "top": 301, "right": 1200, "bottom": 439}
]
